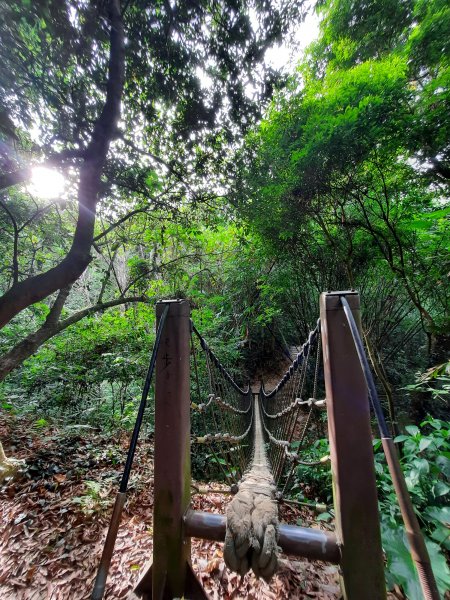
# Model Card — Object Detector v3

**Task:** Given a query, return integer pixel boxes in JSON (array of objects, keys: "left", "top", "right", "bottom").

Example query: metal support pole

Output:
[
  {"left": 134, "top": 300, "right": 207, "bottom": 600},
  {"left": 320, "top": 291, "right": 386, "bottom": 600}
]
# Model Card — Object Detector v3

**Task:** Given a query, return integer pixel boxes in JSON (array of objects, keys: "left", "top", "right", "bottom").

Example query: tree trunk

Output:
[{"left": 0, "top": 0, "right": 125, "bottom": 329}]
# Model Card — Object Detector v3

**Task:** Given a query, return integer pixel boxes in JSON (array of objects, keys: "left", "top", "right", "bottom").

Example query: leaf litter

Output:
[{"left": 1, "top": 414, "right": 402, "bottom": 599}]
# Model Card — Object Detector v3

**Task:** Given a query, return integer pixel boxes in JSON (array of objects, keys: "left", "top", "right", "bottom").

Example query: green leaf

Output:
[
  {"left": 419, "top": 438, "right": 433, "bottom": 452},
  {"left": 316, "top": 512, "right": 332, "bottom": 522},
  {"left": 413, "top": 458, "right": 429, "bottom": 475},
  {"left": 430, "top": 524, "right": 450, "bottom": 550},
  {"left": 424, "top": 506, "right": 450, "bottom": 526},
  {"left": 382, "top": 522, "right": 450, "bottom": 598},
  {"left": 432, "top": 481, "right": 450, "bottom": 498},
  {"left": 436, "top": 456, "right": 450, "bottom": 478},
  {"left": 373, "top": 438, "right": 382, "bottom": 450},
  {"left": 405, "top": 425, "right": 419, "bottom": 437},
  {"left": 374, "top": 461, "right": 384, "bottom": 475},
  {"left": 424, "top": 538, "right": 450, "bottom": 594}
]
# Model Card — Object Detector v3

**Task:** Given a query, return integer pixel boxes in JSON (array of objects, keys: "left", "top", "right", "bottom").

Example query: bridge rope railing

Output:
[
  {"left": 259, "top": 320, "right": 329, "bottom": 493},
  {"left": 190, "top": 323, "right": 254, "bottom": 485},
  {"left": 189, "top": 318, "right": 331, "bottom": 580},
  {"left": 190, "top": 323, "right": 283, "bottom": 579}
]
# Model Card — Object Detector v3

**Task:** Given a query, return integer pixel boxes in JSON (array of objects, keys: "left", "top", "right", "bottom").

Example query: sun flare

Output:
[{"left": 28, "top": 167, "right": 66, "bottom": 199}]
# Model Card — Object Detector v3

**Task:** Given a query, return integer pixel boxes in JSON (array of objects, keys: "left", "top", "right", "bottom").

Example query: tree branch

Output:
[
  {"left": 0, "top": 294, "right": 150, "bottom": 382},
  {"left": 0, "top": 198, "right": 19, "bottom": 284}
]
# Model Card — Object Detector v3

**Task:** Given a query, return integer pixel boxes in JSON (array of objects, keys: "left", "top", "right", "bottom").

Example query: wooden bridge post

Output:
[
  {"left": 320, "top": 291, "right": 386, "bottom": 600},
  {"left": 134, "top": 299, "right": 207, "bottom": 600}
]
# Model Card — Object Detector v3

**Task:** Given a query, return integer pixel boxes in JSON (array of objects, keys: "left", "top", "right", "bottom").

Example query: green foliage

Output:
[
  {"left": 0, "top": 8, "right": 448, "bottom": 597},
  {"left": 290, "top": 438, "right": 333, "bottom": 504},
  {"left": 235, "top": 0, "right": 450, "bottom": 411},
  {"left": 72, "top": 479, "right": 112, "bottom": 516},
  {"left": 403, "top": 362, "right": 450, "bottom": 406},
  {"left": 375, "top": 417, "right": 450, "bottom": 596},
  {"left": 381, "top": 524, "right": 449, "bottom": 600},
  {"left": 291, "top": 416, "right": 450, "bottom": 596},
  {"left": 2, "top": 304, "right": 157, "bottom": 428}
]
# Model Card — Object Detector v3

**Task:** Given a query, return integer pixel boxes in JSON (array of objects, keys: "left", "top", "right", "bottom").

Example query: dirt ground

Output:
[{"left": 0, "top": 413, "right": 402, "bottom": 599}]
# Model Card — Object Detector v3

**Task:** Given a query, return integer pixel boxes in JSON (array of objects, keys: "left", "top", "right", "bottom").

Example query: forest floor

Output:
[{"left": 0, "top": 413, "right": 403, "bottom": 599}]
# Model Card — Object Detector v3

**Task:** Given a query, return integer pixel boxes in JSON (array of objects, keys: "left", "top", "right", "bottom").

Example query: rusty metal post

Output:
[
  {"left": 320, "top": 291, "right": 386, "bottom": 600},
  {"left": 135, "top": 300, "right": 207, "bottom": 600}
]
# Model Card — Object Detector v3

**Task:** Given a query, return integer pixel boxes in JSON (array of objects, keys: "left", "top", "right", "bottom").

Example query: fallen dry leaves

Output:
[{"left": 0, "top": 414, "right": 403, "bottom": 599}]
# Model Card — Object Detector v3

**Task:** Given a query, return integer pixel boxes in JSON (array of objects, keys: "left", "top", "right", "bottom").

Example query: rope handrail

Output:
[
  {"left": 189, "top": 307, "right": 328, "bottom": 582},
  {"left": 260, "top": 320, "right": 320, "bottom": 400},
  {"left": 194, "top": 393, "right": 252, "bottom": 415},
  {"left": 259, "top": 325, "right": 325, "bottom": 490},
  {"left": 195, "top": 402, "right": 254, "bottom": 444},
  {"left": 191, "top": 326, "right": 254, "bottom": 484},
  {"left": 193, "top": 393, "right": 216, "bottom": 412},
  {"left": 284, "top": 446, "right": 330, "bottom": 467},
  {"left": 216, "top": 394, "right": 252, "bottom": 414},
  {"left": 191, "top": 321, "right": 250, "bottom": 396},
  {"left": 259, "top": 402, "right": 327, "bottom": 466},
  {"left": 260, "top": 396, "right": 324, "bottom": 419},
  {"left": 259, "top": 404, "right": 290, "bottom": 447}
]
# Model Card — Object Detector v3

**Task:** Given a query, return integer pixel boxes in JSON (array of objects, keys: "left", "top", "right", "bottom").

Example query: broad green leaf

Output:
[
  {"left": 432, "top": 481, "right": 450, "bottom": 498},
  {"left": 412, "top": 458, "right": 429, "bottom": 475},
  {"left": 424, "top": 506, "right": 450, "bottom": 526},
  {"left": 405, "top": 425, "right": 419, "bottom": 437},
  {"left": 419, "top": 438, "right": 432, "bottom": 452},
  {"left": 382, "top": 523, "right": 450, "bottom": 598}
]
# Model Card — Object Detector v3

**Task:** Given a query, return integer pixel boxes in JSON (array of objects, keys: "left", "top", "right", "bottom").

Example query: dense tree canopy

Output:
[
  {"left": 0, "top": 0, "right": 447, "bottom": 419},
  {"left": 236, "top": 0, "right": 449, "bottom": 364},
  {"left": 0, "top": 0, "right": 305, "bottom": 329}
]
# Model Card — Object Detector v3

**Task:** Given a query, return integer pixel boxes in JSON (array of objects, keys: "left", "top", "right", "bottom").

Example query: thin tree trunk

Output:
[{"left": 364, "top": 332, "right": 399, "bottom": 437}]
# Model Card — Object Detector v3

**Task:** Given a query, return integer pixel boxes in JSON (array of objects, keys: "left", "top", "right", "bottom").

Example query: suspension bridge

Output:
[{"left": 91, "top": 291, "right": 440, "bottom": 600}]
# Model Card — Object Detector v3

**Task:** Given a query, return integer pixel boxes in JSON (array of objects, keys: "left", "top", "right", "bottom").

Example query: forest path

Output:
[{"left": 0, "top": 413, "right": 346, "bottom": 599}]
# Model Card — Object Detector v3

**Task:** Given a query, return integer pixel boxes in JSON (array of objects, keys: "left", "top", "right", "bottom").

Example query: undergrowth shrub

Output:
[
  {"left": 375, "top": 416, "right": 450, "bottom": 598},
  {"left": 290, "top": 416, "right": 450, "bottom": 597}
]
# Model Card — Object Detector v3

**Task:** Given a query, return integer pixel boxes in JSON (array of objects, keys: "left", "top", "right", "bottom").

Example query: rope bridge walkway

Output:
[
  {"left": 190, "top": 320, "right": 327, "bottom": 581},
  {"left": 91, "top": 292, "right": 440, "bottom": 600}
]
